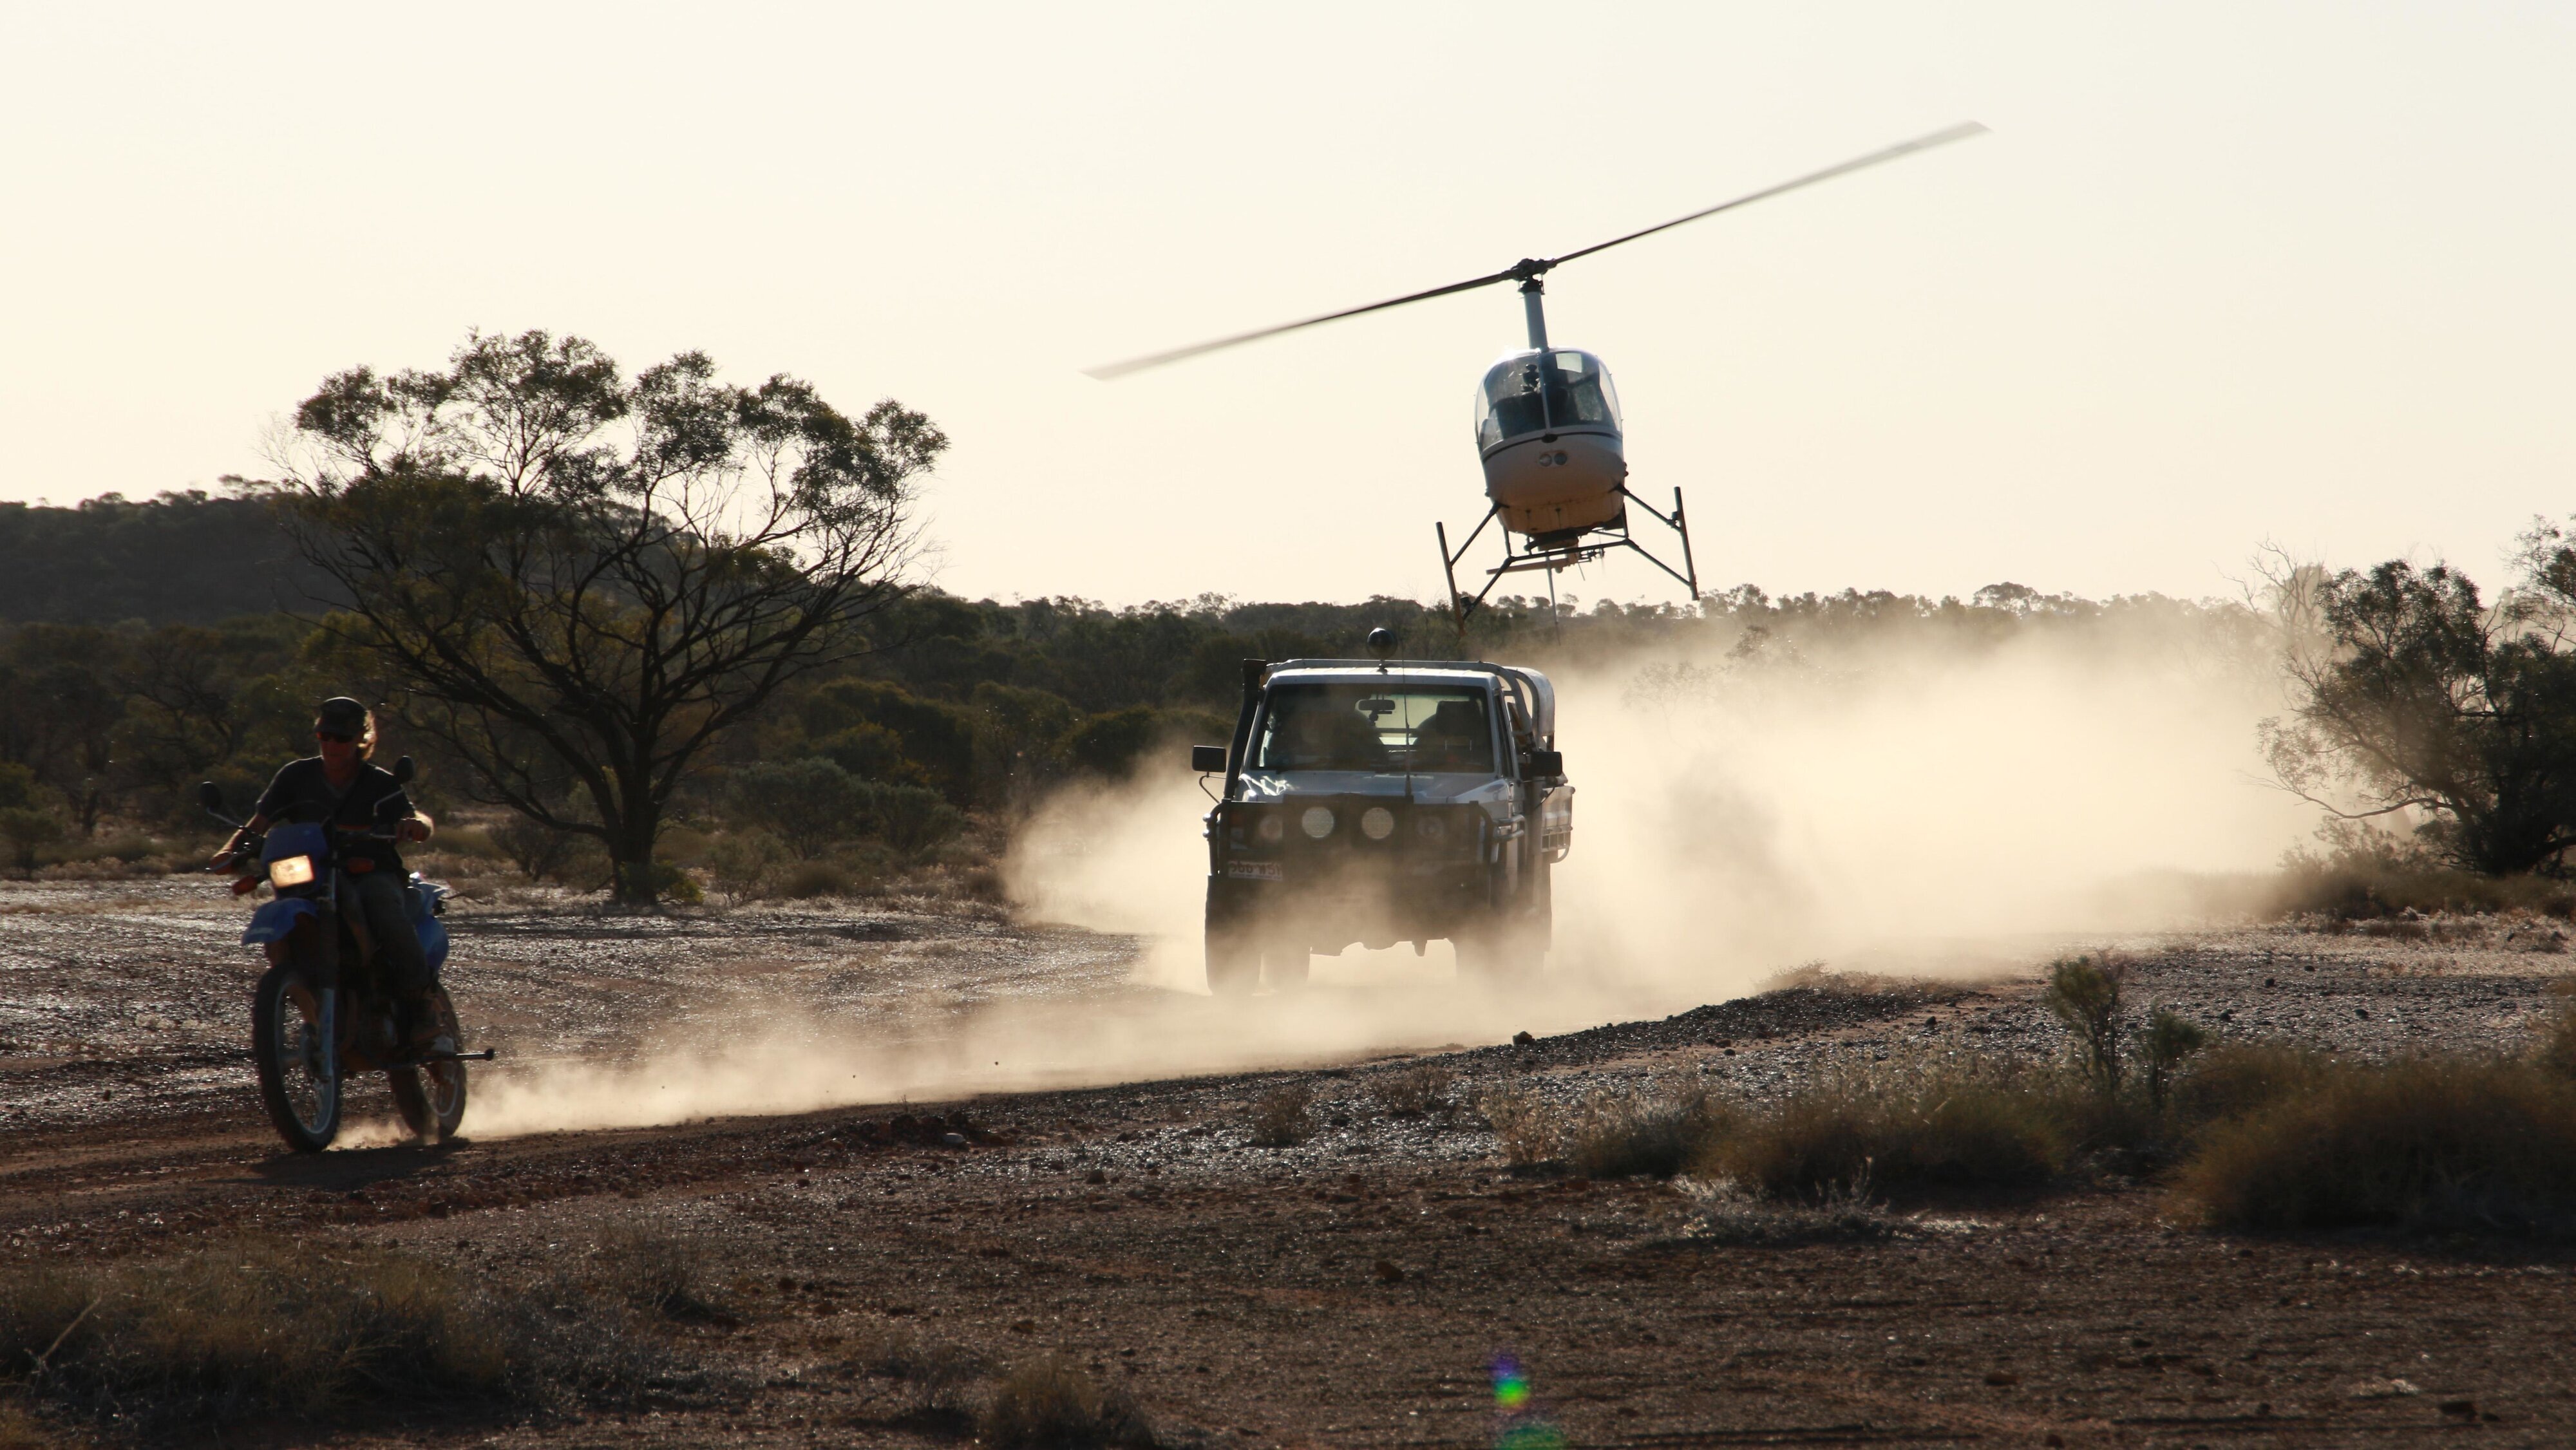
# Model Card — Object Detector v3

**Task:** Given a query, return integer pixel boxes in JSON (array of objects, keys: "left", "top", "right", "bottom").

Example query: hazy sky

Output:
[{"left": 3, "top": 3, "right": 2569, "bottom": 608}]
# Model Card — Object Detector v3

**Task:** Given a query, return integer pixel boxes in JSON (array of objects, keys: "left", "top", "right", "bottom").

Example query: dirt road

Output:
[{"left": 5, "top": 881, "right": 2575, "bottom": 1447}]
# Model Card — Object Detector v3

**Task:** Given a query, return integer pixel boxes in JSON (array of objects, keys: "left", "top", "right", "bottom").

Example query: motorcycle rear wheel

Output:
[
  {"left": 388, "top": 988, "right": 468, "bottom": 1142},
  {"left": 252, "top": 964, "right": 341, "bottom": 1153}
]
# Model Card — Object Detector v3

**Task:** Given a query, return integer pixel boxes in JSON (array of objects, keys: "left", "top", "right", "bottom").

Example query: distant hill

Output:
[{"left": 0, "top": 490, "right": 342, "bottom": 625}]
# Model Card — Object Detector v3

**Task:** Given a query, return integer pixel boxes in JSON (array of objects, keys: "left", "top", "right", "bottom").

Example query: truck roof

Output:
[{"left": 1260, "top": 659, "right": 1555, "bottom": 746}]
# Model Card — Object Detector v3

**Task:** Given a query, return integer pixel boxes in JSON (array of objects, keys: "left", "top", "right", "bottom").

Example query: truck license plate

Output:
[{"left": 1227, "top": 861, "right": 1282, "bottom": 881}]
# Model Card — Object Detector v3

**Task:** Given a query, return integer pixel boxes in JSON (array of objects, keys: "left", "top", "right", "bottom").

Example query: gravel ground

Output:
[{"left": 5, "top": 880, "right": 2576, "bottom": 1447}]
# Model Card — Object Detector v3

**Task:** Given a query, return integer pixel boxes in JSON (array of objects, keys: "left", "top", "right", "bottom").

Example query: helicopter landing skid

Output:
[{"left": 1436, "top": 485, "right": 1698, "bottom": 629}]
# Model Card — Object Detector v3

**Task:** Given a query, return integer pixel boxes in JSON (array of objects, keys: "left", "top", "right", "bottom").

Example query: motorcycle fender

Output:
[
  {"left": 243, "top": 896, "right": 321, "bottom": 946},
  {"left": 418, "top": 916, "right": 450, "bottom": 974}
]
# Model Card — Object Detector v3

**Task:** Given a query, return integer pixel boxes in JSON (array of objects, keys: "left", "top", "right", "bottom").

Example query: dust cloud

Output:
[
  {"left": 446, "top": 610, "right": 2311, "bottom": 1144},
  {"left": 1007, "top": 612, "right": 2310, "bottom": 1009}
]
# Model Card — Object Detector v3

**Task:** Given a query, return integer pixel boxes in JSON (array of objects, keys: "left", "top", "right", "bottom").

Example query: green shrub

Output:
[
  {"left": 702, "top": 829, "right": 790, "bottom": 901},
  {"left": 2171, "top": 1056, "right": 2576, "bottom": 1231},
  {"left": 2043, "top": 956, "right": 2125, "bottom": 1095},
  {"left": 2140, "top": 1008, "right": 2208, "bottom": 1113}
]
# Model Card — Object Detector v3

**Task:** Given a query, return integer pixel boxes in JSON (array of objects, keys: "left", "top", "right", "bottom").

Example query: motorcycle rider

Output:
[{"left": 211, "top": 697, "right": 446, "bottom": 1053}]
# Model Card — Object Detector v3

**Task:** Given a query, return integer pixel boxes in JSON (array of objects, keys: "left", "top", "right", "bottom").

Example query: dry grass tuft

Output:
[
  {"left": 2537, "top": 984, "right": 2576, "bottom": 1082},
  {"left": 1566, "top": 1088, "right": 1738, "bottom": 1180},
  {"left": 980, "top": 1352, "right": 1155, "bottom": 1449},
  {"left": 2170, "top": 1055, "right": 2576, "bottom": 1232},
  {"left": 592, "top": 1228, "right": 733, "bottom": 1323},
  {"left": 1656, "top": 1178, "right": 1895, "bottom": 1248},
  {"left": 1370, "top": 1063, "right": 1455, "bottom": 1117},
  {"left": 0, "top": 1236, "right": 696, "bottom": 1434},
  {"left": 0, "top": 1404, "right": 80, "bottom": 1450},
  {"left": 1475, "top": 1088, "right": 1561, "bottom": 1168},
  {"left": 1247, "top": 1083, "right": 1314, "bottom": 1148},
  {"left": 0, "top": 1239, "right": 511, "bottom": 1424},
  {"left": 848, "top": 1326, "right": 983, "bottom": 1418},
  {"left": 1698, "top": 1060, "right": 2069, "bottom": 1201}
]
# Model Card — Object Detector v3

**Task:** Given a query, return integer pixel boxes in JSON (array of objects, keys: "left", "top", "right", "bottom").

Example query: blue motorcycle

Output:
[{"left": 200, "top": 757, "right": 483, "bottom": 1151}]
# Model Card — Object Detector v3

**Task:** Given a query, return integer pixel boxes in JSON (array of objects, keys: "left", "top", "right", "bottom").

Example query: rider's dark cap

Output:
[{"left": 314, "top": 697, "right": 370, "bottom": 735}]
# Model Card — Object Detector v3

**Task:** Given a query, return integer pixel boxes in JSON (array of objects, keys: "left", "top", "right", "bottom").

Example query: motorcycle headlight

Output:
[
  {"left": 268, "top": 855, "right": 316, "bottom": 888},
  {"left": 1300, "top": 806, "right": 1336, "bottom": 840}
]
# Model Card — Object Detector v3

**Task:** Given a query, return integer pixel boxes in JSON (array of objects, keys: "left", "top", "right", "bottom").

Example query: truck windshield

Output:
[{"left": 1253, "top": 684, "right": 1495, "bottom": 773}]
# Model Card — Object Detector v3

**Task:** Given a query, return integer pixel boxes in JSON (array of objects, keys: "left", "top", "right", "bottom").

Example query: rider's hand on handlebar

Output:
[{"left": 397, "top": 816, "right": 432, "bottom": 844}]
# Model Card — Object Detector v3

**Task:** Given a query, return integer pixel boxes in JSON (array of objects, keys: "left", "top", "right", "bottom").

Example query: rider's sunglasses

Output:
[{"left": 314, "top": 731, "right": 355, "bottom": 744}]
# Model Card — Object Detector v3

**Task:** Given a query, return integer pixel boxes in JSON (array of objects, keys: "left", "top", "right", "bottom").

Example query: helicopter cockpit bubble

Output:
[{"left": 1473, "top": 350, "right": 1622, "bottom": 453}]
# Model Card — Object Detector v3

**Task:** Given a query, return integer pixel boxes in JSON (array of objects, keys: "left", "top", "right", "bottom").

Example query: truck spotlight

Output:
[
  {"left": 1301, "top": 806, "right": 1336, "bottom": 839},
  {"left": 1361, "top": 807, "right": 1395, "bottom": 840},
  {"left": 1257, "top": 815, "right": 1285, "bottom": 842}
]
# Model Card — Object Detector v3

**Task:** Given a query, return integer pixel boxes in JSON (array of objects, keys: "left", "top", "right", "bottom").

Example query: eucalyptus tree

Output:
[{"left": 280, "top": 330, "right": 945, "bottom": 904}]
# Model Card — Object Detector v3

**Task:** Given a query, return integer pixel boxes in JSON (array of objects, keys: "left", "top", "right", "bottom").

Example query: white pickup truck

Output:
[{"left": 1189, "top": 641, "right": 1572, "bottom": 995}]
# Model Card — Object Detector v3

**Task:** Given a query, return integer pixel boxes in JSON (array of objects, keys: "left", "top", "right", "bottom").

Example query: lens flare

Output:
[{"left": 1491, "top": 1354, "right": 1530, "bottom": 1411}]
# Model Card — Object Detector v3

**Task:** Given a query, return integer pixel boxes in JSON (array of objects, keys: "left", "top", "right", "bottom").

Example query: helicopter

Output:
[{"left": 1090, "top": 122, "right": 1988, "bottom": 625}]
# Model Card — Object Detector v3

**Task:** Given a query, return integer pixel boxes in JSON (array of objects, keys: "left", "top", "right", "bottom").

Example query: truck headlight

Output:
[
  {"left": 1415, "top": 814, "right": 1444, "bottom": 840},
  {"left": 1300, "top": 807, "right": 1335, "bottom": 839},
  {"left": 1360, "top": 807, "right": 1395, "bottom": 840},
  {"left": 269, "top": 855, "right": 316, "bottom": 888},
  {"left": 1257, "top": 815, "right": 1285, "bottom": 843}
]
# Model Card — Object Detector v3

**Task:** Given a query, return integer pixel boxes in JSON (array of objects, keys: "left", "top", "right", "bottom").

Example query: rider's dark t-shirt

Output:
[{"left": 253, "top": 758, "right": 412, "bottom": 873}]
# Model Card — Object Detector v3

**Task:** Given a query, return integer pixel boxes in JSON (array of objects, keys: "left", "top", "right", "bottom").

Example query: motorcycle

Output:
[{"left": 199, "top": 755, "right": 488, "bottom": 1151}]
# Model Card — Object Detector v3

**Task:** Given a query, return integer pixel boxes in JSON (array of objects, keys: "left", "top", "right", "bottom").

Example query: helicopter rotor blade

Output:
[
  {"left": 1084, "top": 267, "right": 1524, "bottom": 379},
  {"left": 1546, "top": 121, "right": 1989, "bottom": 268},
  {"left": 1084, "top": 120, "right": 1987, "bottom": 380}
]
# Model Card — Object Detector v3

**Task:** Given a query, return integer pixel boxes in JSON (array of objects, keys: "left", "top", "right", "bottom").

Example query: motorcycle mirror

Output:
[
  {"left": 197, "top": 781, "right": 224, "bottom": 813},
  {"left": 390, "top": 755, "right": 416, "bottom": 786}
]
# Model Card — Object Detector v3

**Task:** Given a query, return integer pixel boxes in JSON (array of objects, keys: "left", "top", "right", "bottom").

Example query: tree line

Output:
[{"left": 9, "top": 326, "right": 2564, "bottom": 901}]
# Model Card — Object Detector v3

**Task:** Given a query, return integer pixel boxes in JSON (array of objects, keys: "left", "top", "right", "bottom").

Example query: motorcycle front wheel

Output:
[
  {"left": 252, "top": 964, "right": 341, "bottom": 1152},
  {"left": 388, "top": 988, "right": 468, "bottom": 1143}
]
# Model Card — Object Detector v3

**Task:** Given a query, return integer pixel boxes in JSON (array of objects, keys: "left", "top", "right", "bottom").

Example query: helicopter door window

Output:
[
  {"left": 1546, "top": 351, "right": 1618, "bottom": 428},
  {"left": 1475, "top": 356, "right": 1549, "bottom": 448}
]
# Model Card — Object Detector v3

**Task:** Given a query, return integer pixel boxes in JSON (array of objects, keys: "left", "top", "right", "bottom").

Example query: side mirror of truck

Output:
[
  {"left": 1527, "top": 749, "right": 1564, "bottom": 779},
  {"left": 391, "top": 755, "right": 417, "bottom": 786},
  {"left": 1190, "top": 744, "right": 1229, "bottom": 773}
]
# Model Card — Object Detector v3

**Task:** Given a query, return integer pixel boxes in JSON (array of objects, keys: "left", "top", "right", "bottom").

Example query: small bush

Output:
[
  {"left": 1249, "top": 1084, "right": 1314, "bottom": 1147},
  {"left": 2172, "top": 1055, "right": 2576, "bottom": 1232},
  {"left": 2537, "top": 986, "right": 2576, "bottom": 1081},
  {"left": 981, "top": 1353, "right": 1154, "bottom": 1450},
  {"left": 1700, "top": 1062, "right": 2069, "bottom": 1200},
  {"left": 489, "top": 813, "right": 581, "bottom": 882},
  {"left": 849, "top": 1326, "right": 982, "bottom": 1417},
  {"left": 592, "top": 1229, "right": 731, "bottom": 1323},
  {"left": 1370, "top": 1063, "right": 1454, "bottom": 1117},
  {"left": 2271, "top": 852, "right": 2576, "bottom": 921},
  {"left": 2043, "top": 956, "right": 2125, "bottom": 1095},
  {"left": 2139, "top": 1008, "right": 2208, "bottom": 1113},
  {"left": 2167, "top": 1041, "right": 2334, "bottom": 1135},
  {"left": 779, "top": 859, "right": 855, "bottom": 899},
  {"left": 1566, "top": 1088, "right": 1737, "bottom": 1180},
  {"left": 701, "top": 828, "right": 791, "bottom": 901},
  {"left": 1476, "top": 1088, "right": 1560, "bottom": 1167}
]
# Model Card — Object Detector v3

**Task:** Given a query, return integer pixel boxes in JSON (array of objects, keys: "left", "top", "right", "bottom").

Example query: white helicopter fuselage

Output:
[
  {"left": 1481, "top": 427, "right": 1626, "bottom": 537},
  {"left": 1473, "top": 346, "right": 1629, "bottom": 539}
]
